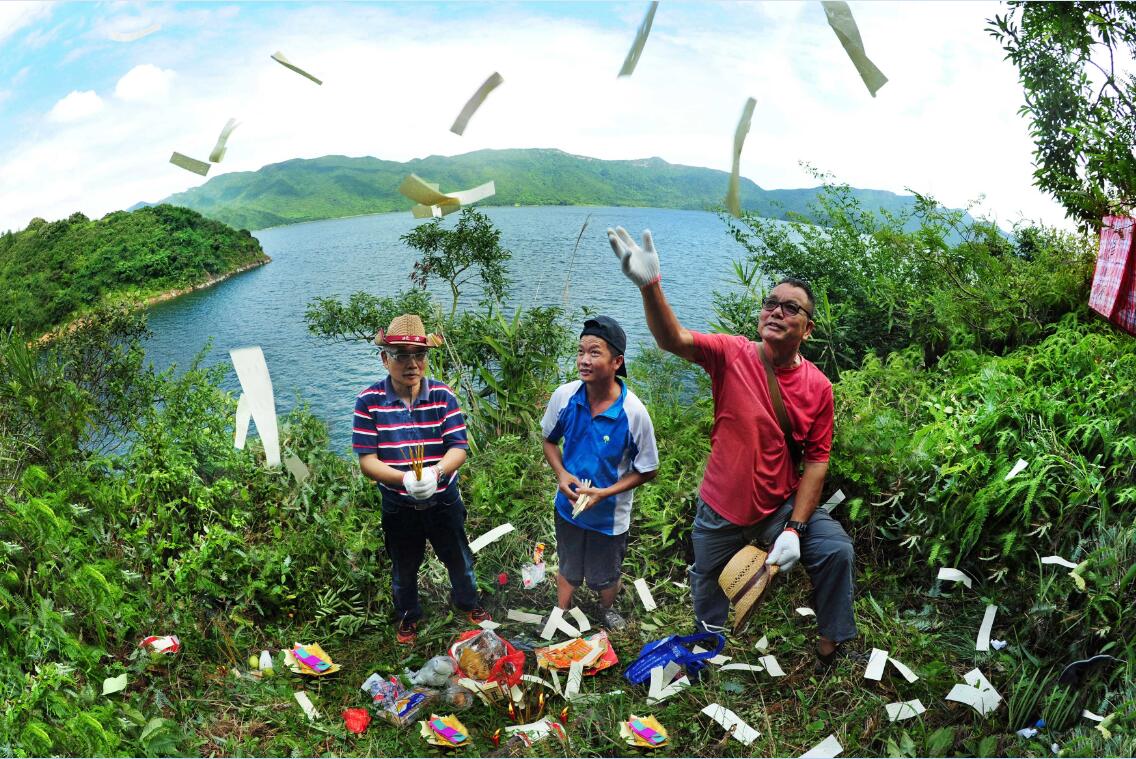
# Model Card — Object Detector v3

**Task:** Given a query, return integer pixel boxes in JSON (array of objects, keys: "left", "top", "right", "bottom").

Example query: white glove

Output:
[
  {"left": 403, "top": 467, "right": 438, "bottom": 501},
  {"left": 608, "top": 227, "right": 661, "bottom": 289},
  {"left": 766, "top": 529, "right": 801, "bottom": 572}
]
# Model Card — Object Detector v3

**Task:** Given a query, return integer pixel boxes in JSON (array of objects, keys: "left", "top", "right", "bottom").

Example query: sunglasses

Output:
[
  {"left": 388, "top": 350, "right": 428, "bottom": 364},
  {"left": 761, "top": 297, "right": 812, "bottom": 319}
]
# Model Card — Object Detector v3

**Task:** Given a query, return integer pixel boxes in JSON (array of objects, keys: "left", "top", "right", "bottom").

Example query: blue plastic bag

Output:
[{"left": 624, "top": 632, "right": 726, "bottom": 684}]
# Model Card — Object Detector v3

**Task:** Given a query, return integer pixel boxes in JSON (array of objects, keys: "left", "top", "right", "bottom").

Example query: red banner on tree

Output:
[{"left": 1090, "top": 216, "right": 1136, "bottom": 336}]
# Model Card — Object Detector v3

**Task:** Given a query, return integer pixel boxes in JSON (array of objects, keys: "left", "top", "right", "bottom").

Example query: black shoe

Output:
[{"left": 816, "top": 644, "right": 868, "bottom": 673}]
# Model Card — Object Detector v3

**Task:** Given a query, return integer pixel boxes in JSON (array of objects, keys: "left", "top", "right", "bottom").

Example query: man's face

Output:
[
  {"left": 758, "top": 283, "right": 814, "bottom": 348},
  {"left": 382, "top": 346, "right": 429, "bottom": 391},
  {"left": 577, "top": 335, "right": 622, "bottom": 385}
]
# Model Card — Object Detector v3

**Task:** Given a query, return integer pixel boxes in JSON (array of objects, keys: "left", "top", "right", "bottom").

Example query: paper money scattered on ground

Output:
[
  {"left": 725, "top": 97, "right": 756, "bottom": 218},
  {"left": 701, "top": 703, "right": 760, "bottom": 746},
  {"left": 801, "top": 734, "right": 844, "bottom": 758},
  {"left": 633, "top": 578, "right": 657, "bottom": 611},
  {"left": 271, "top": 51, "right": 322, "bottom": 85},
  {"left": 937, "top": 567, "right": 972, "bottom": 589},
  {"left": 885, "top": 699, "right": 926, "bottom": 722},
  {"left": 1005, "top": 457, "right": 1029, "bottom": 480},
  {"left": 451, "top": 72, "right": 504, "bottom": 135},
  {"left": 975, "top": 604, "right": 998, "bottom": 651},
  {"left": 820, "top": 1, "right": 887, "bottom": 97},
  {"left": 170, "top": 151, "right": 211, "bottom": 176},
  {"left": 209, "top": 118, "right": 240, "bottom": 163},
  {"left": 619, "top": 1, "right": 659, "bottom": 77}
]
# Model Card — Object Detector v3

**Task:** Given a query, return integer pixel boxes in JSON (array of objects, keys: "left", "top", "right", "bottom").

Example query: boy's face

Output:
[{"left": 577, "top": 335, "right": 622, "bottom": 385}]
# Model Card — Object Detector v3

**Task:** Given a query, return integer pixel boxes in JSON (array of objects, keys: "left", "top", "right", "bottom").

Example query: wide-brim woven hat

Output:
[
  {"left": 718, "top": 545, "right": 780, "bottom": 634},
  {"left": 373, "top": 313, "right": 444, "bottom": 348}
]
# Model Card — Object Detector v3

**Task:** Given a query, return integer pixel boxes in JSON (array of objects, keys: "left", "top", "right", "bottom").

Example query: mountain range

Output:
[{"left": 151, "top": 148, "right": 938, "bottom": 232}]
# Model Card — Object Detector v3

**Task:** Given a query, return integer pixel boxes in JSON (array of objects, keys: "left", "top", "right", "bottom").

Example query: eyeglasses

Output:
[
  {"left": 388, "top": 350, "right": 428, "bottom": 364},
  {"left": 761, "top": 297, "right": 811, "bottom": 319}
]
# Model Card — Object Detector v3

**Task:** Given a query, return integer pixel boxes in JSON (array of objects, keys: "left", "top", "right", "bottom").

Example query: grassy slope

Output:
[
  {"left": 158, "top": 148, "right": 926, "bottom": 231},
  {"left": 0, "top": 204, "right": 269, "bottom": 336}
]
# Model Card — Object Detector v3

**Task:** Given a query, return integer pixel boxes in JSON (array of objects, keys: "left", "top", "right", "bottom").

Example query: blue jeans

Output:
[
  {"left": 689, "top": 496, "right": 858, "bottom": 643},
  {"left": 381, "top": 492, "right": 480, "bottom": 623}
]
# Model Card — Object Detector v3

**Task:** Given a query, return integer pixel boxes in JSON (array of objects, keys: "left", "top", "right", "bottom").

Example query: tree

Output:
[
  {"left": 402, "top": 208, "right": 512, "bottom": 317},
  {"left": 989, "top": 2, "right": 1136, "bottom": 227}
]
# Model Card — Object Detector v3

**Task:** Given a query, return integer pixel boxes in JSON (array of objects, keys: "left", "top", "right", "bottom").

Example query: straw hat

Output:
[
  {"left": 718, "top": 545, "right": 780, "bottom": 633},
  {"left": 373, "top": 313, "right": 444, "bottom": 348}
]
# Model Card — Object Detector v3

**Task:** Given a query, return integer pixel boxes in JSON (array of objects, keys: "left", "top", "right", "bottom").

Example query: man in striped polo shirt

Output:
[{"left": 352, "top": 314, "right": 489, "bottom": 644}]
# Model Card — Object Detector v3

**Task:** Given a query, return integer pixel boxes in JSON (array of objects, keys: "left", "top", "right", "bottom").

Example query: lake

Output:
[{"left": 143, "top": 205, "right": 754, "bottom": 453}]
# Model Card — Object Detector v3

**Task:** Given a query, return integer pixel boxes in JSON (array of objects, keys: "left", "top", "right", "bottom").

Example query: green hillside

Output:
[
  {"left": 0, "top": 204, "right": 269, "bottom": 336},
  {"left": 156, "top": 148, "right": 928, "bottom": 231}
]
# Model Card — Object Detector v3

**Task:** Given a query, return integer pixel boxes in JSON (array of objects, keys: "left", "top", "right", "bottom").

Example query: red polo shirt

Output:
[{"left": 692, "top": 331, "right": 834, "bottom": 526}]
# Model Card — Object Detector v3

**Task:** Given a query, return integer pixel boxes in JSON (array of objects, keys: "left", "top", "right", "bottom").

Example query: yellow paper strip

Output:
[
  {"left": 725, "top": 97, "right": 756, "bottom": 218},
  {"left": 271, "top": 51, "right": 322, "bottom": 85},
  {"left": 170, "top": 151, "right": 210, "bottom": 176},
  {"left": 619, "top": 1, "right": 659, "bottom": 77},
  {"left": 820, "top": 1, "right": 887, "bottom": 97},
  {"left": 450, "top": 72, "right": 504, "bottom": 136}
]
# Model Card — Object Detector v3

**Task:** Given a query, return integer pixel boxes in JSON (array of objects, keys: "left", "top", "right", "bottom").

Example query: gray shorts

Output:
[{"left": 555, "top": 513, "right": 628, "bottom": 591}]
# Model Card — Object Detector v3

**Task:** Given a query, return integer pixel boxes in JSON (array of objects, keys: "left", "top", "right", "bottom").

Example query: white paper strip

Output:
[
  {"left": 208, "top": 117, "right": 240, "bottom": 163},
  {"left": 230, "top": 347, "right": 281, "bottom": 466},
  {"left": 633, "top": 578, "right": 657, "bottom": 611},
  {"left": 521, "top": 674, "right": 553, "bottom": 690},
  {"left": 1005, "top": 458, "right": 1029, "bottom": 480},
  {"left": 567, "top": 606, "right": 591, "bottom": 633},
  {"left": 976, "top": 604, "right": 998, "bottom": 652},
  {"left": 618, "top": 1, "right": 659, "bottom": 77},
  {"left": 469, "top": 523, "right": 514, "bottom": 553},
  {"left": 170, "top": 151, "right": 210, "bottom": 176},
  {"left": 450, "top": 180, "right": 496, "bottom": 206},
  {"left": 450, "top": 72, "right": 504, "bottom": 136},
  {"left": 937, "top": 567, "right": 973, "bottom": 589},
  {"left": 540, "top": 607, "right": 565, "bottom": 640},
  {"left": 507, "top": 609, "right": 544, "bottom": 624},
  {"left": 564, "top": 660, "right": 584, "bottom": 700},
  {"left": 888, "top": 656, "right": 919, "bottom": 683},
  {"left": 578, "top": 639, "right": 605, "bottom": 668},
  {"left": 479, "top": 619, "right": 500, "bottom": 631},
  {"left": 719, "top": 662, "right": 765, "bottom": 673},
  {"left": 864, "top": 647, "right": 889, "bottom": 680},
  {"left": 701, "top": 703, "right": 760, "bottom": 746},
  {"left": 1041, "top": 555, "right": 1079, "bottom": 570},
  {"left": 549, "top": 667, "right": 562, "bottom": 696},
  {"left": 725, "top": 96, "right": 756, "bottom": 218},
  {"left": 796, "top": 607, "right": 816, "bottom": 617},
  {"left": 1082, "top": 709, "right": 1106, "bottom": 722},
  {"left": 755, "top": 635, "right": 770, "bottom": 652},
  {"left": 821, "top": 490, "right": 846, "bottom": 513},
  {"left": 820, "top": 1, "right": 887, "bottom": 97},
  {"left": 801, "top": 734, "right": 844, "bottom": 758},
  {"left": 946, "top": 668, "right": 1002, "bottom": 716},
  {"left": 758, "top": 654, "right": 785, "bottom": 677},
  {"left": 283, "top": 454, "right": 309, "bottom": 484},
  {"left": 109, "top": 22, "right": 161, "bottom": 42},
  {"left": 271, "top": 51, "right": 322, "bottom": 85},
  {"left": 692, "top": 645, "right": 732, "bottom": 666},
  {"left": 234, "top": 393, "right": 251, "bottom": 449},
  {"left": 294, "top": 691, "right": 318, "bottom": 721},
  {"left": 885, "top": 699, "right": 926, "bottom": 722}
]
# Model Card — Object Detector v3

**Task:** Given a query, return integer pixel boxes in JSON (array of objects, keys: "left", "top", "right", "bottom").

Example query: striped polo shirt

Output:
[
  {"left": 352, "top": 376, "right": 469, "bottom": 507},
  {"left": 541, "top": 379, "right": 659, "bottom": 535}
]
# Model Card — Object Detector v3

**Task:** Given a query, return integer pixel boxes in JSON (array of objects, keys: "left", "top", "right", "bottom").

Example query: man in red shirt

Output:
[{"left": 608, "top": 227, "right": 858, "bottom": 667}]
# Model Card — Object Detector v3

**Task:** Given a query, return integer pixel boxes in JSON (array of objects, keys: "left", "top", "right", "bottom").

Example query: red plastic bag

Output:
[{"left": 450, "top": 629, "right": 525, "bottom": 688}]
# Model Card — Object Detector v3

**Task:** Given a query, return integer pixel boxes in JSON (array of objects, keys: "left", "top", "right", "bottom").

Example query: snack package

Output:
[
  {"left": 361, "top": 673, "right": 405, "bottom": 710},
  {"left": 521, "top": 562, "right": 546, "bottom": 588},
  {"left": 444, "top": 679, "right": 475, "bottom": 710},
  {"left": 380, "top": 686, "right": 436, "bottom": 727}
]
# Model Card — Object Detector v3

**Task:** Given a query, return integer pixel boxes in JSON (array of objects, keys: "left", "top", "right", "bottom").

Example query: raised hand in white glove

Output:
[
  {"left": 607, "top": 226, "right": 661, "bottom": 289},
  {"left": 403, "top": 467, "right": 438, "bottom": 501},
  {"left": 766, "top": 529, "right": 801, "bottom": 572}
]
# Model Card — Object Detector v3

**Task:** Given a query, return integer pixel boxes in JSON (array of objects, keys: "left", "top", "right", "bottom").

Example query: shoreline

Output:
[{"left": 33, "top": 256, "right": 271, "bottom": 345}]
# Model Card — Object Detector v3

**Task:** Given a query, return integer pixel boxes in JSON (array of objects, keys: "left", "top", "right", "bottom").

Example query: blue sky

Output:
[{"left": 0, "top": 1, "right": 1070, "bottom": 232}]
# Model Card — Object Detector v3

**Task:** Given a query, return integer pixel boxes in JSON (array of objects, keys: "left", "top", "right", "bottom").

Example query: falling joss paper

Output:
[
  {"left": 271, "top": 51, "right": 322, "bottom": 85},
  {"left": 169, "top": 151, "right": 210, "bottom": 176},
  {"left": 209, "top": 118, "right": 240, "bottom": 163},
  {"left": 725, "top": 97, "right": 757, "bottom": 218},
  {"left": 230, "top": 347, "right": 281, "bottom": 466},
  {"left": 619, "top": 1, "right": 659, "bottom": 77},
  {"left": 109, "top": 22, "right": 161, "bottom": 42},
  {"left": 450, "top": 72, "right": 504, "bottom": 136},
  {"left": 820, "top": 1, "right": 887, "bottom": 97}
]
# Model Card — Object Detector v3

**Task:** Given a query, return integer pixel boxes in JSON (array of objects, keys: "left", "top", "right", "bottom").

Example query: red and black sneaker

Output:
[
  {"left": 396, "top": 617, "right": 418, "bottom": 645},
  {"left": 466, "top": 606, "right": 492, "bottom": 625}
]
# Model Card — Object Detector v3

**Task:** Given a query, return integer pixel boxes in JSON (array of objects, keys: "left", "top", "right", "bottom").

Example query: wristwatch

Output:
[{"left": 785, "top": 519, "right": 809, "bottom": 536}]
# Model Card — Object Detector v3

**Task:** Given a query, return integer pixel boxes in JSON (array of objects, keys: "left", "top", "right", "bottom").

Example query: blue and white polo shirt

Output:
[
  {"left": 352, "top": 376, "right": 469, "bottom": 508},
  {"left": 541, "top": 379, "right": 659, "bottom": 536}
]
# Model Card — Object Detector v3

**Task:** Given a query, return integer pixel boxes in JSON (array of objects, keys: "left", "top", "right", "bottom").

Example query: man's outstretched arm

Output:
[{"left": 608, "top": 227, "right": 697, "bottom": 363}]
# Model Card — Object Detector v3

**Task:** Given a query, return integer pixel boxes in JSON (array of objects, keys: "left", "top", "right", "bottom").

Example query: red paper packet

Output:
[{"left": 343, "top": 708, "right": 371, "bottom": 735}]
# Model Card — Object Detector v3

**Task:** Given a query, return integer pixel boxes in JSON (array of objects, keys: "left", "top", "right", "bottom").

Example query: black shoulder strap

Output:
[{"left": 758, "top": 342, "right": 803, "bottom": 467}]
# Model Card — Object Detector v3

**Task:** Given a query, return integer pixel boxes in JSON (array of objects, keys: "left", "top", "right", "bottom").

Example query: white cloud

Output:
[
  {"left": 115, "top": 64, "right": 176, "bottom": 102},
  {"left": 0, "top": 1, "right": 52, "bottom": 47},
  {"left": 46, "top": 90, "right": 104, "bottom": 123}
]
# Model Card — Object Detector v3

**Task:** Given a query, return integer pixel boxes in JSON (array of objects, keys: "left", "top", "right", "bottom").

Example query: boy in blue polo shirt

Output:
[{"left": 541, "top": 316, "right": 659, "bottom": 629}]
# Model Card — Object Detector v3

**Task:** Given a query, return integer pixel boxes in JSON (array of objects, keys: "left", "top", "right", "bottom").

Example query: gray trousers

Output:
[{"left": 689, "top": 495, "right": 858, "bottom": 643}]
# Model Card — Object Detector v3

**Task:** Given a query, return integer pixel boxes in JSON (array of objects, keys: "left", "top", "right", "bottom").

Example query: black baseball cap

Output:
[{"left": 581, "top": 316, "right": 627, "bottom": 377}]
